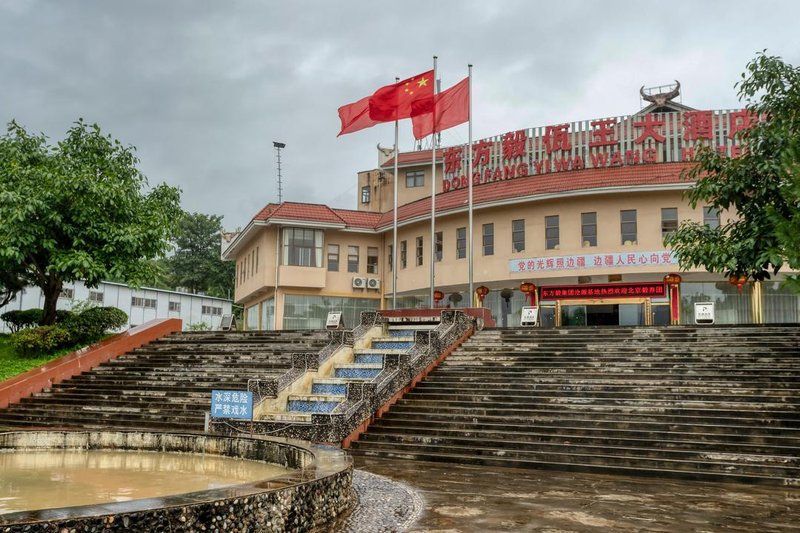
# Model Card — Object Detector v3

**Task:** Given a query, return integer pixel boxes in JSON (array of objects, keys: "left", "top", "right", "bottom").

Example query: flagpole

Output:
[
  {"left": 429, "top": 56, "right": 438, "bottom": 308},
  {"left": 467, "top": 64, "right": 474, "bottom": 307},
  {"left": 392, "top": 88, "right": 399, "bottom": 309}
]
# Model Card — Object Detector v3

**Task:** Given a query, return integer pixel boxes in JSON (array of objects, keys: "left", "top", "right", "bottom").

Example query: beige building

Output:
[{"left": 223, "top": 85, "right": 800, "bottom": 329}]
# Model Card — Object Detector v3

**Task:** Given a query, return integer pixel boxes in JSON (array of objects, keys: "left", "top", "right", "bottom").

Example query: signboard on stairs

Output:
[
  {"left": 520, "top": 306, "right": 539, "bottom": 326},
  {"left": 211, "top": 390, "right": 253, "bottom": 420}
]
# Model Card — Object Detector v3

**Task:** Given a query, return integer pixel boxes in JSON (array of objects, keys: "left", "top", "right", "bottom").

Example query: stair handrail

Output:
[
  {"left": 247, "top": 310, "right": 385, "bottom": 407},
  {"left": 306, "top": 310, "right": 475, "bottom": 439}
]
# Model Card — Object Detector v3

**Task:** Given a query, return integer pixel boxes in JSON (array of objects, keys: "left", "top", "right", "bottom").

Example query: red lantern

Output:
[
  {"left": 663, "top": 273, "right": 682, "bottom": 286},
  {"left": 520, "top": 282, "right": 537, "bottom": 306},
  {"left": 729, "top": 274, "right": 748, "bottom": 293},
  {"left": 476, "top": 285, "right": 490, "bottom": 305},
  {"left": 433, "top": 290, "right": 444, "bottom": 307}
]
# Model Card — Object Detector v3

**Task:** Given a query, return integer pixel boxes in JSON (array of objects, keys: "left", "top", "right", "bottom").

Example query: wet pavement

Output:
[{"left": 350, "top": 457, "right": 800, "bottom": 532}]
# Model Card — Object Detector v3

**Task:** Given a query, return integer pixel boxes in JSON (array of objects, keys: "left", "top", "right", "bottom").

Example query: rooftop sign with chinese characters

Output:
[
  {"left": 509, "top": 250, "right": 678, "bottom": 274},
  {"left": 442, "top": 108, "right": 756, "bottom": 192}
]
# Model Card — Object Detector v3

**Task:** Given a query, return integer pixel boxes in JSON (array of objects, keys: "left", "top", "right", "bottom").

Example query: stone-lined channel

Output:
[{"left": 0, "top": 431, "right": 354, "bottom": 532}]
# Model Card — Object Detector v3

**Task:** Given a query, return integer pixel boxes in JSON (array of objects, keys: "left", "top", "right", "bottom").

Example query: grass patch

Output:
[{"left": 0, "top": 334, "right": 101, "bottom": 382}]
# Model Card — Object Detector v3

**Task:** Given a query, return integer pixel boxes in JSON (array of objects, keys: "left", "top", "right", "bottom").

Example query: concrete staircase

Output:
[
  {"left": 349, "top": 326, "right": 800, "bottom": 485},
  {"left": 0, "top": 330, "right": 327, "bottom": 432},
  {"left": 274, "top": 325, "right": 428, "bottom": 420}
]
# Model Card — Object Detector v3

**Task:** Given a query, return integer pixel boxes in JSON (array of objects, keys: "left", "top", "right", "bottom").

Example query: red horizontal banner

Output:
[{"left": 540, "top": 282, "right": 666, "bottom": 300}]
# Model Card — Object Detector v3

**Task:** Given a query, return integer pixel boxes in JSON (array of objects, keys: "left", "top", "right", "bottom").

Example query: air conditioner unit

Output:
[
  {"left": 367, "top": 278, "right": 380, "bottom": 290},
  {"left": 352, "top": 277, "right": 366, "bottom": 289}
]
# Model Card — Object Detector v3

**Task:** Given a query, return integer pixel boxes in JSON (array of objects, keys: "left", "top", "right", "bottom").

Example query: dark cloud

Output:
[{"left": 2, "top": 0, "right": 798, "bottom": 230}]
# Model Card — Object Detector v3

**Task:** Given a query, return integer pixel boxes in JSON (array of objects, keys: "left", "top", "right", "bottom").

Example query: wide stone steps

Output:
[
  {"left": 364, "top": 422, "right": 800, "bottom": 448},
  {"left": 352, "top": 443, "right": 800, "bottom": 484},
  {"left": 0, "top": 329, "right": 324, "bottom": 432},
  {"left": 381, "top": 405, "right": 800, "bottom": 428},
  {"left": 358, "top": 430, "right": 799, "bottom": 460},
  {"left": 396, "top": 397, "right": 799, "bottom": 417},
  {"left": 349, "top": 325, "right": 800, "bottom": 485},
  {"left": 404, "top": 390, "right": 800, "bottom": 405}
]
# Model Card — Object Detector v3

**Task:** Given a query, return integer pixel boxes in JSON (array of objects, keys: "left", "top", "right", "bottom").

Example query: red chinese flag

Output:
[
  {"left": 368, "top": 70, "right": 434, "bottom": 122},
  {"left": 411, "top": 77, "right": 469, "bottom": 140},
  {"left": 338, "top": 96, "right": 381, "bottom": 137}
]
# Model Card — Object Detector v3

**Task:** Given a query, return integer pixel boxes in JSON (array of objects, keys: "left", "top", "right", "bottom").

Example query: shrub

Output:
[
  {"left": 9, "top": 325, "right": 73, "bottom": 357},
  {"left": 64, "top": 306, "right": 128, "bottom": 343},
  {"left": 1, "top": 309, "right": 44, "bottom": 333},
  {"left": 187, "top": 322, "right": 210, "bottom": 331},
  {"left": 54, "top": 309, "right": 75, "bottom": 324}
]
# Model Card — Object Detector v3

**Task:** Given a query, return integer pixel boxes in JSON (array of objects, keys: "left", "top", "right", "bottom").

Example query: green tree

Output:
[
  {"left": 167, "top": 212, "right": 235, "bottom": 298},
  {"left": 0, "top": 120, "right": 182, "bottom": 325},
  {"left": 665, "top": 52, "right": 800, "bottom": 288}
]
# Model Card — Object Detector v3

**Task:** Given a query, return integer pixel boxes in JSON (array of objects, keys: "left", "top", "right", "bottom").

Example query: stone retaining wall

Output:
[{"left": 0, "top": 431, "right": 354, "bottom": 532}]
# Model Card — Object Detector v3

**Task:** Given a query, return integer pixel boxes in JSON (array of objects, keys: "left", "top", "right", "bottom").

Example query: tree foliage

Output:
[
  {"left": 167, "top": 212, "right": 235, "bottom": 298},
  {"left": 0, "top": 120, "right": 182, "bottom": 325},
  {"left": 665, "top": 52, "right": 800, "bottom": 288}
]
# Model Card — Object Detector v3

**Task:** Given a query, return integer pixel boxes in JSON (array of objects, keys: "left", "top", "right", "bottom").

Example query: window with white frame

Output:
[
  {"left": 405, "top": 170, "right": 424, "bottom": 188},
  {"left": 282, "top": 227, "right": 323, "bottom": 267},
  {"left": 131, "top": 296, "right": 157, "bottom": 309},
  {"left": 202, "top": 305, "right": 223, "bottom": 316},
  {"left": 88, "top": 291, "right": 104, "bottom": 303}
]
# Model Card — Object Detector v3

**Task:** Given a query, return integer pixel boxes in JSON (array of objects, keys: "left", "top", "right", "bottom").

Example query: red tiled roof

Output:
[
  {"left": 375, "top": 162, "right": 694, "bottom": 229},
  {"left": 247, "top": 163, "right": 694, "bottom": 233},
  {"left": 333, "top": 208, "right": 383, "bottom": 229},
  {"left": 252, "top": 202, "right": 344, "bottom": 225},
  {"left": 381, "top": 149, "right": 439, "bottom": 168}
]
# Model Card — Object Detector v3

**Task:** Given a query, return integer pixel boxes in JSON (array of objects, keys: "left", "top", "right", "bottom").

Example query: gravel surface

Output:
[{"left": 327, "top": 469, "right": 424, "bottom": 532}]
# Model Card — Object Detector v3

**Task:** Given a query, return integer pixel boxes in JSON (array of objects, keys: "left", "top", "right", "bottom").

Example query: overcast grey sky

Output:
[{"left": 2, "top": 0, "right": 799, "bottom": 230}]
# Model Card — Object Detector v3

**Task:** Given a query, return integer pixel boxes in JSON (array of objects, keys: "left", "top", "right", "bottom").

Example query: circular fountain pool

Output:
[{"left": 0, "top": 430, "right": 353, "bottom": 532}]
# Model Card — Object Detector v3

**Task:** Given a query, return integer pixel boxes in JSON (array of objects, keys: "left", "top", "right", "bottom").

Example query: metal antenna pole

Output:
[{"left": 273, "top": 141, "right": 286, "bottom": 203}]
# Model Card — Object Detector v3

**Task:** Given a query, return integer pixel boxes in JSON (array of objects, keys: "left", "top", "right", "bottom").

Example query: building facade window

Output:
[
  {"left": 511, "top": 219, "right": 525, "bottom": 253},
  {"left": 132, "top": 296, "right": 157, "bottom": 309},
  {"left": 400, "top": 240, "right": 407, "bottom": 269},
  {"left": 415, "top": 236, "right": 424, "bottom": 266},
  {"left": 203, "top": 305, "right": 223, "bottom": 316},
  {"left": 347, "top": 245, "right": 359, "bottom": 273},
  {"left": 704, "top": 206, "right": 720, "bottom": 229},
  {"left": 456, "top": 227, "right": 466, "bottom": 259},
  {"left": 283, "top": 295, "right": 380, "bottom": 330},
  {"left": 406, "top": 170, "right": 424, "bottom": 188},
  {"left": 282, "top": 227, "right": 323, "bottom": 267},
  {"left": 367, "top": 247, "right": 379, "bottom": 274},
  {"left": 661, "top": 207, "right": 678, "bottom": 238},
  {"left": 327, "top": 244, "right": 339, "bottom": 272},
  {"left": 261, "top": 298, "right": 275, "bottom": 331},
  {"left": 88, "top": 291, "right": 104, "bottom": 303},
  {"left": 435, "top": 231, "right": 443, "bottom": 262},
  {"left": 168, "top": 301, "right": 181, "bottom": 312},
  {"left": 545, "top": 215, "right": 560, "bottom": 250},
  {"left": 59, "top": 288, "right": 74, "bottom": 300},
  {"left": 388, "top": 244, "right": 393, "bottom": 272},
  {"left": 581, "top": 212, "right": 597, "bottom": 247},
  {"left": 620, "top": 209, "right": 638, "bottom": 244},
  {"left": 482, "top": 223, "right": 494, "bottom": 256},
  {"left": 361, "top": 185, "right": 370, "bottom": 204}
]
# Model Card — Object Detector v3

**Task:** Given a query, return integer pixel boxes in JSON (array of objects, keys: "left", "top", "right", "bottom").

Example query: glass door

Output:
[{"left": 561, "top": 305, "right": 587, "bottom": 326}]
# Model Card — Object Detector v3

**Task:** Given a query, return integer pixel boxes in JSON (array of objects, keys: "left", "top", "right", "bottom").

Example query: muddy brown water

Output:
[{"left": 0, "top": 449, "right": 290, "bottom": 514}]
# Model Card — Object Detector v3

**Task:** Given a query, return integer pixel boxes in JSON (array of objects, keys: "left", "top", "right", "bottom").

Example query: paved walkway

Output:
[{"left": 350, "top": 457, "right": 800, "bottom": 532}]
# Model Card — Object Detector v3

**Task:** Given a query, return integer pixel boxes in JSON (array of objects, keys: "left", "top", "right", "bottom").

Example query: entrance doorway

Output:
[{"left": 560, "top": 303, "right": 646, "bottom": 326}]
